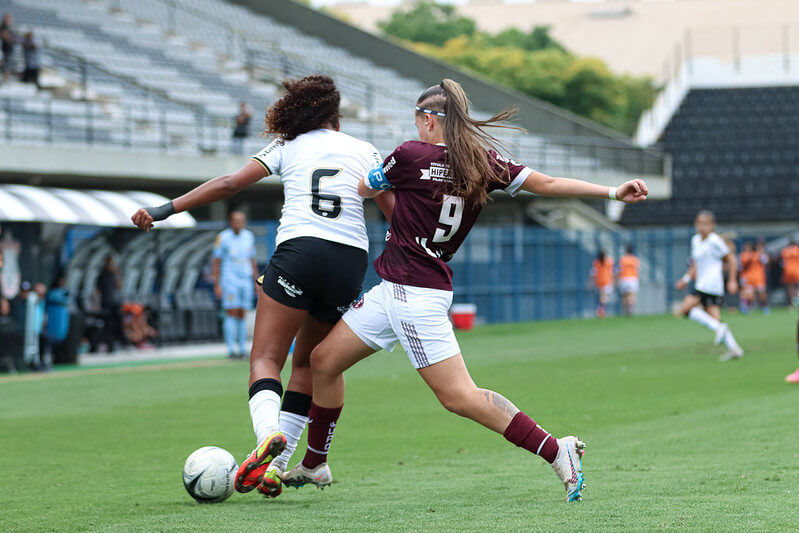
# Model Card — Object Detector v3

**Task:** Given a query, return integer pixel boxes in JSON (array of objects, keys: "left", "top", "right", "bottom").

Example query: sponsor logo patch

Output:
[
  {"left": 420, "top": 162, "right": 451, "bottom": 182},
  {"left": 277, "top": 275, "right": 303, "bottom": 298},
  {"left": 352, "top": 297, "right": 364, "bottom": 309}
]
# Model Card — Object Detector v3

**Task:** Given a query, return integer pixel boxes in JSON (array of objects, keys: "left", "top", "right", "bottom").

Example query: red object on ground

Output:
[{"left": 450, "top": 304, "right": 477, "bottom": 330}]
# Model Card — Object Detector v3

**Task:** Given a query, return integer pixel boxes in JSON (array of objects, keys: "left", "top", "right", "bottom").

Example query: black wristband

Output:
[{"left": 144, "top": 201, "right": 175, "bottom": 222}]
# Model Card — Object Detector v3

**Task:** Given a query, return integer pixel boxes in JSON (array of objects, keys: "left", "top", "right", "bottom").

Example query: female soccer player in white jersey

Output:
[
  {"left": 131, "top": 75, "right": 390, "bottom": 498},
  {"left": 674, "top": 210, "right": 744, "bottom": 361},
  {"left": 283, "top": 79, "right": 648, "bottom": 502}
]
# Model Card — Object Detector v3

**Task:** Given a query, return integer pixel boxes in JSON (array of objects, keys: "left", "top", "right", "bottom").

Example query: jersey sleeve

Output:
[
  {"left": 711, "top": 234, "right": 730, "bottom": 258},
  {"left": 487, "top": 150, "right": 533, "bottom": 197},
  {"left": 212, "top": 234, "right": 224, "bottom": 259},
  {"left": 251, "top": 139, "right": 283, "bottom": 175},
  {"left": 365, "top": 143, "right": 406, "bottom": 191},
  {"left": 363, "top": 143, "right": 393, "bottom": 191}
]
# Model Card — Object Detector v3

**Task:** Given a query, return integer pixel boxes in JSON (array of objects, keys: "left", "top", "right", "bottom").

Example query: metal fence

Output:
[{"left": 239, "top": 221, "right": 699, "bottom": 323}]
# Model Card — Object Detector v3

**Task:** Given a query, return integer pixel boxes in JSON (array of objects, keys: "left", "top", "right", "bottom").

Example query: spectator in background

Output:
[
  {"left": 96, "top": 255, "right": 123, "bottom": 353},
  {"left": 617, "top": 245, "right": 640, "bottom": 317},
  {"left": 1, "top": 13, "right": 16, "bottom": 83},
  {"left": 231, "top": 102, "right": 252, "bottom": 154},
  {"left": 781, "top": 239, "right": 799, "bottom": 308},
  {"left": 45, "top": 275, "right": 70, "bottom": 360},
  {"left": 739, "top": 241, "right": 769, "bottom": 314},
  {"left": 213, "top": 211, "right": 257, "bottom": 359},
  {"left": 21, "top": 31, "right": 39, "bottom": 89},
  {"left": 592, "top": 250, "right": 614, "bottom": 318},
  {"left": 0, "top": 235, "right": 6, "bottom": 317}
]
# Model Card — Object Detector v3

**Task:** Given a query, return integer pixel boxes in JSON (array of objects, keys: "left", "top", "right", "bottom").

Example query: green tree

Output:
[
  {"left": 380, "top": 2, "right": 656, "bottom": 135},
  {"left": 488, "top": 26, "right": 566, "bottom": 53},
  {"left": 378, "top": 1, "right": 476, "bottom": 47}
]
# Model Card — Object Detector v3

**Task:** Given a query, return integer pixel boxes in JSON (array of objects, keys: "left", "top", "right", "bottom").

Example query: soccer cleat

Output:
[
  {"left": 282, "top": 462, "right": 333, "bottom": 490},
  {"left": 551, "top": 436, "right": 586, "bottom": 502},
  {"left": 719, "top": 347, "right": 744, "bottom": 362},
  {"left": 785, "top": 368, "right": 799, "bottom": 383},
  {"left": 234, "top": 432, "right": 287, "bottom": 493},
  {"left": 236, "top": 462, "right": 269, "bottom": 493},
  {"left": 257, "top": 467, "right": 283, "bottom": 498},
  {"left": 714, "top": 323, "right": 730, "bottom": 346}
]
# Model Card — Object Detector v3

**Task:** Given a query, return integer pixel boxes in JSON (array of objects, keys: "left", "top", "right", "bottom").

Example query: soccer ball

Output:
[{"left": 182, "top": 446, "right": 238, "bottom": 503}]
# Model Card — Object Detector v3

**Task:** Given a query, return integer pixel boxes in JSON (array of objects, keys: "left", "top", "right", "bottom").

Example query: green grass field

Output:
[{"left": 2, "top": 310, "right": 798, "bottom": 531}]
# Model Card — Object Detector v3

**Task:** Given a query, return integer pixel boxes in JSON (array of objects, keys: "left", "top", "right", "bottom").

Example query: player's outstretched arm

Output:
[
  {"left": 520, "top": 170, "right": 648, "bottom": 203},
  {"left": 131, "top": 161, "right": 268, "bottom": 230}
]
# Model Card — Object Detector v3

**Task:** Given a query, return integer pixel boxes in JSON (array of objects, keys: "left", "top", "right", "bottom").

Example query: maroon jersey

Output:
[{"left": 374, "top": 141, "right": 532, "bottom": 290}]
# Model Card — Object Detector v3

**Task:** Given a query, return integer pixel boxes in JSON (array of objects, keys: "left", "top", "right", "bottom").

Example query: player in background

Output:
[
  {"left": 675, "top": 211, "right": 744, "bottom": 361},
  {"left": 283, "top": 79, "right": 648, "bottom": 502},
  {"left": 617, "top": 245, "right": 640, "bottom": 316},
  {"left": 213, "top": 211, "right": 258, "bottom": 359},
  {"left": 739, "top": 241, "right": 769, "bottom": 314},
  {"left": 591, "top": 250, "right": 614, "bottom": 318},
  {"left": 131, "top": 75, "right": 391, "bottom": 498},
  {"left": 785, "top": 318, "right": 799, "bottom": 383},
  {"left": 781, "top": 239, "right": 799, "bottom": 308}
]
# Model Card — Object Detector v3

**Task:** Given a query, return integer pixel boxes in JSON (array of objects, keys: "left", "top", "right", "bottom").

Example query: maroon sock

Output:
[
  {"left": 301, "top": 403, "right": 342, "bottom": 469},
  {"left": 503, "top": 412, "right": 559, "bottom": 463}
]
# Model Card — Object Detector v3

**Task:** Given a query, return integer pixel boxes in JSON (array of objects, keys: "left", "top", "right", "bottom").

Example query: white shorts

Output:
[
  {"left": 619, "top": 278, "right": 639, "bottom": 295},
  {"left": 342, "top": 280, "right": 460, "bottom": 369}
]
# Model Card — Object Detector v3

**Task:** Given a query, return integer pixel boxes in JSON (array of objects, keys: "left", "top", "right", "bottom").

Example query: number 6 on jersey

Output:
[{"left": 310, "top": 168, "right": 343, "bottom": 219}]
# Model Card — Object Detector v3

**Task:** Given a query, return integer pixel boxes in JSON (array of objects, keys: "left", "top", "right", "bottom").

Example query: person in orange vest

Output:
[
  {"left": 617, "top": 245, "right": 640, "bottom": 316},
  {"left": 781, "top": 239, "right": 799, "bottom": 308},
  {"left": 592, "top": 250, "right": 614, "bottom": 318},
  {"left": 739, "top": 241, "right": 770, "bottom": 314}
]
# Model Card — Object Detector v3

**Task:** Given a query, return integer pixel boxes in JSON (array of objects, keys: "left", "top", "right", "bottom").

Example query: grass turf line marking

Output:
[{"left": 0, "top": 358, "right": 233, "bottom": 384}]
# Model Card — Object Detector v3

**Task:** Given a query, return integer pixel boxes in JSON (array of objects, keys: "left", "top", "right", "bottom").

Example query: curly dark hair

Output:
[{"left": 263, "top": 75, "right": 341, "bottom": 141}]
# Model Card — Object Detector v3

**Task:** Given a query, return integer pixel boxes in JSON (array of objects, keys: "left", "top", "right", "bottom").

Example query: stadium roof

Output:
[{"left": 0, "top": 185, "right": 195, "bottom": 228}]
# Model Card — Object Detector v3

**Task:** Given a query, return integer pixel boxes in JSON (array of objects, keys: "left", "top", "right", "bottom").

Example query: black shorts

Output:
[
  {"left": 693, "top": 289, "right": 723, "bottom": 308},
  {"left": 257, "top": 236, "right": 368, "bottom": 324}
]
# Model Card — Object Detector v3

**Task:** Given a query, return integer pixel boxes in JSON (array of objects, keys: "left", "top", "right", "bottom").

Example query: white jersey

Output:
[
  {"left": 691, "top": 232, "right": 730, "bottom": 296},
  {"left": 251, "top": 129, "right": 382, "bottom": 252}
]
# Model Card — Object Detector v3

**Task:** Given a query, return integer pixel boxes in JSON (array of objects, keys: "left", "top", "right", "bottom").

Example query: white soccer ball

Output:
[{"left": 182, "top": 446, "right": 238, "bottom": 503}]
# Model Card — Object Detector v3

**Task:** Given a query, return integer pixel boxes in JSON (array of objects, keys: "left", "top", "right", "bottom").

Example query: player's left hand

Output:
[
  {"left": 727, "top": 278, "right": 739, "bottom": 295},
  {"left": 616, "top": 179, "right": 648, "bottom": 203}
]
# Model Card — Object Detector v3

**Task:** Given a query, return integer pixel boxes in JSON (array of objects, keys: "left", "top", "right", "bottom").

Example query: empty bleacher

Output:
[
  {"left": 623, "top": 86, "right": 799, "bottom": 224},
  {"left": 0, "top": 0, "right": 645, "bottom": 180}
]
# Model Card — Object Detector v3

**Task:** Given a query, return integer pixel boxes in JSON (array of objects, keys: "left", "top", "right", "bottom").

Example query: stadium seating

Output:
[
  {"left": 0, "top": 0, "right": 610, "bottom": 176},
  {"left": 623, "top": 86, "right": 799, "bottom": 224}
]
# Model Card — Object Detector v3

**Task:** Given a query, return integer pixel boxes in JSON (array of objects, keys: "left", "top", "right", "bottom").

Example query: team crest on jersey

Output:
[
  {"left": 351, "top": 296, "right": 364, "bottom": 309},
  {"left": 420, "top": 162, "right": 451, "bottom": 182}
]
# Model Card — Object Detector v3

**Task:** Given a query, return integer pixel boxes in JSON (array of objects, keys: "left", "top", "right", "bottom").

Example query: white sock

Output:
[
  {"left": 723, "top": 328, "right": 742, "bottom": 351},
  {"left": 688, "top": 307, "right": 721, "bottom": 332},
  {"left": 269, "top": 411, "right": 309, "bottom": 472},
  {"left": 248, "top": 390, "right": 281, "bottom": 445}
]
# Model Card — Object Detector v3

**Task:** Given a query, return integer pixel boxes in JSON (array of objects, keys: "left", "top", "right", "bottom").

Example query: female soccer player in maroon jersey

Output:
[{"left": 284, "top": 79, "right": 648, "bottom": 501}]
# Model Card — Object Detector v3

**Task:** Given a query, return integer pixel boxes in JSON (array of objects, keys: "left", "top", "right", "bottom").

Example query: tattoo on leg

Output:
[{"left": 480, "top": 389, "right": 519, "bottom": 416}]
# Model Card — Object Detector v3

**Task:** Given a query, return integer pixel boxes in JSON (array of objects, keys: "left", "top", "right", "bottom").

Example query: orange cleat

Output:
[{"left": 234, "top": 432, "right": 287, "bottom": 493}]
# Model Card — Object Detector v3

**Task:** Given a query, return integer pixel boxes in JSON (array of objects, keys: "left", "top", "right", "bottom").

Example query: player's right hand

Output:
[{"left": 131, "top": 208, "right": 155, "bottom": 231}]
